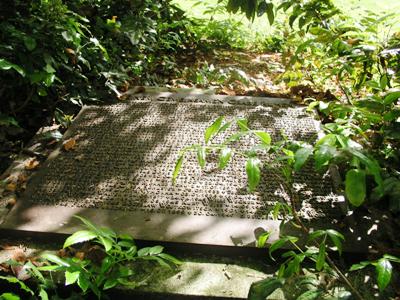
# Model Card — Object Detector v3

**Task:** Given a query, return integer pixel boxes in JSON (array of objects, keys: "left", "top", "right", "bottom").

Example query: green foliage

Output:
[
  {"left": 350, "top": 254, "right": 400, "bottom": 292},
  {"left": 0, "top": 0, "right": 197, "bottom": 161},
  {"left": 41, "top": 215, "right": 180, "bottom": 298}
]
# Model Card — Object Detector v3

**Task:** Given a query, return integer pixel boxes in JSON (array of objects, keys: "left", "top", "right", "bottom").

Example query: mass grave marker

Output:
[{"left": 0, "top": 92, "right": 347, "bottom": 248}]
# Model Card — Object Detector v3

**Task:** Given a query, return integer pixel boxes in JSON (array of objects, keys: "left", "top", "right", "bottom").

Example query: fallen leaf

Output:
[
  {"left": 63, "top": 138, "right": 76, "bottom": 151},
  {"left": 12, "top": 249, "right": 26, "bottom": 263},
  {"left": 17, "top": 174, "right": 28, "bottom": 184},
  {"left": 11, "top": 265, "right": 31, "bottom": 281},
  {"left": 5, "top": 183, "right": 17, "bottom": 192},
  {"left": 75, "top": 251, "right": 85, "bottom": 260},
  {"left": 6, "top": 195, "right": 17, "bottom": 207},
  {"left": 25, "top": 158, "right": 39, "bottom": 170},
  {"left": 65, "top": 48, "right": 75, "bottom": 55}
]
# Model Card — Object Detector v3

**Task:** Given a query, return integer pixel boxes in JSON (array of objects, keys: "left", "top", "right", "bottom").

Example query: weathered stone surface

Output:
[
  {"left": 0, "top": 92, "right": 346, "bottom": 248},
  {"left": 22, "top": 95, "right": 341, "bottom": 220}
]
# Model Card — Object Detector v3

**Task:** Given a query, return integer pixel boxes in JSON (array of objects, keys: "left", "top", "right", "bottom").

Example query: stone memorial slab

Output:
[{"left": 0, "top": 92, "right": 345, "bottom": 248}]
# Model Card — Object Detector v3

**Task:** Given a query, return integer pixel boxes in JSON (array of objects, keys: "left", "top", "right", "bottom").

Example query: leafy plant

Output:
[{"left": 41, "top": 216, "right": 181, "bottom": 298}]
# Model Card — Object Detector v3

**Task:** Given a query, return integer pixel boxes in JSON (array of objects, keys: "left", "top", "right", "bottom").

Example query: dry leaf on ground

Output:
[
  {"left": 25, "top": 158, "right": 39, "bottom": 170},
  {"left": 63, "top": 138, "right": 76, "bottom": 151},
  {"left": 5, "top": 183, "right": 17, "bottom": 192}
]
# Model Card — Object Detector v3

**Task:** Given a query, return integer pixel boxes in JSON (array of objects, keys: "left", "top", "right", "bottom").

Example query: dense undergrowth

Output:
[{"left": 0, "top": 0, "right": 198, "bottom": 172}]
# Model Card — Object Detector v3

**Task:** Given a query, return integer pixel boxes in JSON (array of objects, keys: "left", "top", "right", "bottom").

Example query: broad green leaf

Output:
[
  {"left": 0, "top": 58, "right": 25, "bottom": 77},
  {"left": 41, "top": 253, "right": 70, "bottom": 267},
  {"left": 266, "top": 2, "right": 275, "bottom": 25},
  {"left": 23, "top": 37, "right": 37, "bottom": 51},
  {"left": 237, "top": 118, "right": 249, "bottom": 131},
  {"left": 77, "top": 272, "right": 90, "bottom": 293},
  {"left": 205, "top": 116, "right": 223, "bottom": 143},
  {"left": 73, "top": 215, "right": 99, "bottom": 233},
  {"left": 256, "top": 231, "right": 270, "bottom": 248},
  {"left": 254, "top": 131, "right": 271, "bottom": 145},
  {"left": 63, "top": 230, "right": 97, "bottom": 248},
  {"left": 157, "top": 253, "right": 182, "bottom": 265},
  {"left": 308, "top": 230, "right": 326, "bottom": 242},
  {"left": 148, "top": 245, "right": 164, "bottom": 255},
  {"left": 383, "top": 254, "right": 400, "bottom": 263},
  {"left": 247, "top": 278, "right": 284, "bottom": 300},
  {"left": 284, "top": 254, "right": 304, "bottom": 277},
  {"left": 246, "top": 157, "right": 261, "bottom": 192},
  {"left": 65, "top": 271, "right": 80, "bottom": 285},
  {"left": 196, "top": 146, "right": 206, "bottom": 168},
  {"left": 103, "top": 278, "right": 118, "bottom": 290},
  {"left": 376, "top": 258, "right": 392, "bottom": 291},
  {"left": 316, "top": 241, "right": 326, "bottom": 271},
  {"left": 297, "top": 289, "right": 323, "bottom": 300},
  {"left": 349, "top": 261, "right": 370, "bottom": 271},
  {"left": 294, "top": 147, "right": 313, "bottom": 172},
  {"left": 383, "top": 91, "right": 400, "bottom": 105},
  {"left": 138, "top": 245, "right": 163, "bottom": 257},
  {"left": 269, "top": 236, "right": 298, "bottom": 260},
  {"left": 0, "top": 293, "right": 20, "bottom": 300},
  {"left": 0, "top": 276, "right": 34, "bottom": 295},
  {"left": 316, "top": 134, "right": 337, "bottom": 146},
  {"left": 347, "top": 148, "right": 382, "bottom": 191},
  {"left": 345, "top": 169, "right": 366, "bottom": 207},
  {"left": 218, "top": 147, "right": 232, "bottom": 169},
  {"left": 99, "top": 236, "right": 113, "bottom": 252},
  {"left": 172, "top": 154, "right": 184, "bottom": 184},
  {"left": 326, "top": 229, "right": 345, "bottom": 255},
  {"left": 380, "top": 74, "right": 388, "bottom": 90},
  {"left": 314, "top": 145, "right": 337, "bottom": 170}
]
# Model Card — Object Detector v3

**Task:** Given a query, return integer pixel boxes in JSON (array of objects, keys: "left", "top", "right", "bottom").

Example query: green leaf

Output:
[
  {"left": 196, "top": 146, "right": 206, "bottom": 168},
  {"left": 326, "top": 229, "right": 345, "bottom": 255},
  {"left": 103, "top": 278, "right": 118, "bottom": 290},
  {"left": 205, "top": 116, "right": 224, "bottom": 143},
  {"left": 0, "top": 58, "right": 25, "bottom": 77},
  {"left": 218, "top": 147, "right": 232, "bottom": 169},
  {"left": 0, "top": 293, "right": 20, "bottom": 300},
  {"left": 157, "top": 253, "right": 182, "bottom": 265},
  {"left": 269, "top": 236, "right": 298, "bottom": 260},
  {"left": 41, "top": 253, "right": 70, "bottom": 267},
  {"left": 77, "top": 272, "right": 90, "bottom": 293},
  {"left": 246, "top": 157, "right": 261, "bottom": 192},
  {"left": 383, "top": 91, "right": 400, "bottom": 105},
  {"left": 237, "top": 118, "right": 249, "bottom": 131},
  {"left": 40, "top": 288, "right": 49, "bottom": 300},
  {"left": 247, "top": 277, "right": 283, "bottom": 300},
  {"left": 345, "top": 169, "right": 366, "bottom": 207},
  {"left": 148, "top": 245, "right": 164, "bottom": 255},
  {"left": 138, "top": 245, "right": 164, "bottom": 257},
  {"left": 376, "top": 258, "right": 392, "bottom": 291},
  {"left": 297, "top": 289, "right": 323, "bottom": 300},
  {"left": 349, "top": 261, "right": 370, "bottom": 271},
  {"left": 23, "top": 37, "right": 37, "bottom": 51},
  {"left": 380, "top": 74, "right": 388, "bottom": 90},
  {"left": 308, "top": 230, "right": 326, "bottom": 242},
  {"left": 63, "top": 230, "right": 97, "bottom": 248},
  {"left": 266, "top": 2, "right": 275, "bottom": 25},
  {"left": 65, "top": 271, "right": 80, "bottom": 286},
  {"left": 0, "top": 276, "right": 34, "bottom": 295},
  {"left": 254, "top": 131, "right": 271, "bottom": 145},
  {"left": 316, "top": 241, "right": 326, "bottom": 271},
  {"left": 383, "top": 254, "right": 400, "bottom": 263},
  {"left": 314, "top": 145, "right": 337, "bottom": 170},
  {"left": 294, "top": 147, "right": 313, "bottom": 172},
  {"left": 172, "top": 154, "right": 184, "bottom": 184},
  {"left": 256, "top": 231, "right": 270, "bottom": 248},
  {"left": 99, "top": 236, "right": 113, "bottom": 252}
]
